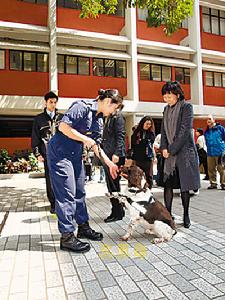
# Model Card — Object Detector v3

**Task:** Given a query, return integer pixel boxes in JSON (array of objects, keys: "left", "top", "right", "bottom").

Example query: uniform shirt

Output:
[{"left": 48, "top": 99, "right": 103, "bottom": 159}]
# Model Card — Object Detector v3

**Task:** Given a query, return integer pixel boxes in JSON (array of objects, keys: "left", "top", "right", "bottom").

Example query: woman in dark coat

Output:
[
  {"left": 131, "top": 116, "right": 155, "bottom": 189},
  {"left": 160, "top": 81, "right": 200, "bottom": 228},
  {"left": 102, "top": 109, "right": 126, "bottom": 222}
]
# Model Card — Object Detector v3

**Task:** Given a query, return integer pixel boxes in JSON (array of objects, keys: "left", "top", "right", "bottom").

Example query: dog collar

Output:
[{"left": 128, "top": 188, "right": 143, "bottom": 194}]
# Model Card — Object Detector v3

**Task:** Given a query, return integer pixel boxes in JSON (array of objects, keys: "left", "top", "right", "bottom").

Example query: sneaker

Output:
[
  {"left": 207, "top": 185, "right": 217, "bottom": 190},
  {"left": 221, "top": 186, "right": 225, "bottom": 190}
]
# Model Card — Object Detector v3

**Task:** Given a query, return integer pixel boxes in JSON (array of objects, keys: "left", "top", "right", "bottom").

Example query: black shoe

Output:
[
  {"left": 207, "top": 185, "right": 217, "bottom": 190},
  {"left": 60, "top": 233, "right": 90, "bottom": 253},
  {"left": 221, "top": 186, "right": 225, "bottom": 190},
  {"left": 77, "top": 222, "right": 103, "bottom": 241},
  {"left": 104, "top": 215, "right": 124, "bottom": 223},
  {"left": 203, "top": 176, "right": 209, "bottom": 180},
  {"left": 183, "top": 215, "right": 191, "bottom": 228},
  {"left": 50, "top": 206, "right": 55, "bottom": 214}
]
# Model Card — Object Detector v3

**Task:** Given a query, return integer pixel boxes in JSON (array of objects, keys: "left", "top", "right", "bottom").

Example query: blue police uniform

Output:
[{"left": 47, "top": 99, "right": 103, "bottom": 234}]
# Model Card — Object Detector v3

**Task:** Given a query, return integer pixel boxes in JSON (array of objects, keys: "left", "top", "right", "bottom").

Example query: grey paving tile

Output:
[
  {"left": 68, "top": 292, "right": 87, "bottom": 300},
  {"left": 46, "top": 271, "right": 63, "bottom": 287},
  {"left": 125, "top": 265, "right": 148, "bottom": 282},
  {"left": 106, "top": 262, "right": 126, "bottom": 276},
  {"left": 115, "top": 275, "right": 139, "bottom": 294},
  {"left": 59, "top": 262, "right": 77, "bottom": 276},
  {"left": 83, "top": 280, "right": 105, "bottom": 300},
  {"left": 103, "top": 286, "right": 126, "bottom": 300},
  {"left": 197, "top": 259, "right": 224, "bottom": 274},
  {"left": 160, "top": 284, "right": 189, "bottom": 300},
  {"left": 115, "top": 254, "right": 134, "bottom": 267},
  {"left": 193, "top": 268, "right": 223, "bottom": 284},
  {"left": 145, "top": 269, "right": 170, "bottom": 287},
  {"left": 171, "top": 265, "right": 199, "bottom": 280},
  {"left": 95, "top": 271, "right": 116, "bottom": 288},
  {"left": 89, "top": 258, "right": 107, "bottom": 272},
  {"left": 76, "top": 265, "right": 96, "bottom": 282},
  {"left": 133, "top": 257, "right": 154, "bottom": 271},
  {"left": 72, "top": 254, "right": 89, "bottom": 268},
  {"left": 63, "top": 275, "right": 83, "bottom": 294},
  {"left": 47, "top": 286, "right": 67, "bottom": 300},
  {"left": 185, "top": 290, "right": 210, "bottom": 300},
  {"left": 176, "top": 256, "right": 202, "bottom": 270},
  {"left": 152, "top": 261, "right": 176, "bottom": 276},
  {"left": 200, "top": 251, "right": 224, "bottom": 264},
  {"left": 166, "top": 274, "right": 196, "bottom": 293},
  {"left": 201, "top": 245, "right": 225, "bottom": 256},
  {"left": 137, "top": 280, "right": 164, "bottom": 299},
  {"left": 190, "top": 278, "right": 223, "bottom": 298},
  {"left": 216, "top": 283, "right": 225, "bottom": 293},
  {"left": 157, "top": 253, "right": 180, "bottom": 266},
  {"left": 126, "top": 291, "right": 148, "bottom": 300}
]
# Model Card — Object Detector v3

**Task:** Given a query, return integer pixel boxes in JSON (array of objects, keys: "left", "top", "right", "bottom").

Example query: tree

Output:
[{"left": 78, "top": 0, "right": 194, "bottom": 35}]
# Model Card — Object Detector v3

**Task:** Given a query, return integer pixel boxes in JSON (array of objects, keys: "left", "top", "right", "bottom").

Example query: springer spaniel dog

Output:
[{"left": 118, "top": 164, "right": 176, "bottom": 243}]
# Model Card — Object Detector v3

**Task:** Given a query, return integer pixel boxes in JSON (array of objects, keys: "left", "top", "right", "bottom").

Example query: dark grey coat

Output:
[{"left": 160, "top": 101, "right": 200, "bottom": 192}]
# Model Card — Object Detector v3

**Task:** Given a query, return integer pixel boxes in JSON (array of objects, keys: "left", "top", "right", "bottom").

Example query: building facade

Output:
[{"left": 0, "top": 0, "right": 225, "bottom": 154}]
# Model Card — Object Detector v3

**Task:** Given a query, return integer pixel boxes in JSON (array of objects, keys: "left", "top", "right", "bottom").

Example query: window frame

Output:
[
  {"left": 9, "top": 50, "right": 49, "bottom": 72},
  {"left": 0, "top": 49, "right": 6, "bottom": 70},
  {"left": 202, "top": 7, "right": 225, "bottom": 36},
  {"left": 140, "top": 63, "right": 172, "bottom": 82},
  {"left": 205, "top": 71, "right": 225, "bottom": 88},
  {"left": 93, "top": 58, "right": 127, "bottom": 78},
  {"left": 175, "top": 67, "right": 190, "bottom": 84}
]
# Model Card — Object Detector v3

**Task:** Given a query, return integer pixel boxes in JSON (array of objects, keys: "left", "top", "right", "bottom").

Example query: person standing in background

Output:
[
  {"left": 196, "top": 128, "right": 209, "bottom": 180},
  {"left": 204, "top": 115, "right": 225, "bottom": 190},
  {"left": 131, "top": 116, "right": 155, "bottom": 189},
  {"left": 102, "top": 108, "right": 126, "bottom": 223},
  {"left": 32, "top": 91, "right": 63, "bottom": 214}
]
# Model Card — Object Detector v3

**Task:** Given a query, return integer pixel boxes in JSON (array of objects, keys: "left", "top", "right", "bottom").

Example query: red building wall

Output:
[{"left": 0, "top": 0, "right": 47, "bottom": 26}]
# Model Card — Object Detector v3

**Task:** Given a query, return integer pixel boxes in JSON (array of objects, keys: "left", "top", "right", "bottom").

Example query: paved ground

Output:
[{"left": 0, "top": 173, "right": 225, "bottom": 300}]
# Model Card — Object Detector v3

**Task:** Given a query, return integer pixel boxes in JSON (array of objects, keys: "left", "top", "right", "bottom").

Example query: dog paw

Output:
[
  {"left": 153, "top": 238, "right": 165, "bottom": 244},
  {"left": 120, "top": 235, "right": 130, "bottom": 241},
  {"left": 145, "top": 229, "right": 153, "bottom": 235}
]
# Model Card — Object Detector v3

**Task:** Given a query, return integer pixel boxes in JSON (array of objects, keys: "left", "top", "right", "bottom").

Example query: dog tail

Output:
[{"left": 172, "top": 229, "right": 177, "bottom": 236}]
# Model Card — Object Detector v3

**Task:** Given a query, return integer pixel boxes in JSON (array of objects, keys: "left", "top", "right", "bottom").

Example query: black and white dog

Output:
[{"left": 117, "top": 165, "right": 176, "bottom": 243}]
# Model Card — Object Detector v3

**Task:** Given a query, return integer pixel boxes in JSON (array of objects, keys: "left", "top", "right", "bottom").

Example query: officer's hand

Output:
[
  {"left": 84, "top": 137, "right": 96, "bottom": 149},
  {"left": 38, "top": 155, "right": 44, "bottom": 162},
  {"left": 108, "top": 162, "right": 118, "bottom": 179},
  {"left": 162, "top": 149, "right": 169, "bottom": 158},
  {"left": 112, "top": 154, "right": 119, "bottom": 164}
]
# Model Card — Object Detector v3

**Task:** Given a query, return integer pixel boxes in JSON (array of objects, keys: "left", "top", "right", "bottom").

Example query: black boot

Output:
[
  {"left": 181, "top": 191, "right": 191, "bottom": 228},
  {"left": 60, "top": 233, "right": 90, "bottom": 253},
  {"left": 77, "top": 222, "right": 103, "bottom": 241},
  {"left": 104, "top": 197, "right": 125, "bottom": 223},
  {"left": 164, "top": 188, "right": 173, "bottom": 215}
]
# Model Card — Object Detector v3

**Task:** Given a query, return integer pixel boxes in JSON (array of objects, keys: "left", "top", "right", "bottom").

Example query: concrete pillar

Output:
[
  {"left": 124, "top": 4, "right": 139, "bottom": 102},
  {"left": 48, "top": 0, "right": 58, "bottom": 94},
  {"left": 188, "top": 0, "right": 203, "bottom": 105}
]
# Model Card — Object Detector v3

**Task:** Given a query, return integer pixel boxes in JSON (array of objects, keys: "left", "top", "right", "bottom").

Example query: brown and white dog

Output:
[{"left": 117, "top": 164, "right": 176, "bottom": 243}]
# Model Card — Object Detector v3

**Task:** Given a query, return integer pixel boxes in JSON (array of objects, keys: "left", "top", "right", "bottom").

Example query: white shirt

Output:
[{"left": 197, "top": 135, "right": 207, "bottom": 152}]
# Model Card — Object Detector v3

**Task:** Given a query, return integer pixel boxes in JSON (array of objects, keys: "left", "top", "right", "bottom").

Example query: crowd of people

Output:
[{"left": 31, "top": 82, "right": 225, "bottom": 253}]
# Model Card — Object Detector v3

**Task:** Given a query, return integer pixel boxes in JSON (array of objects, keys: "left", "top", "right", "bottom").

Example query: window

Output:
[
  {"left": 0, "top": 50, "right": 5, "bottom": 69},
  {"left": 205, "top": 71, "right": 213, "bottom": 86},
  {"left": 105, "top": 59, "right": 115, "bottom": 77},
  {"left": 138, "top": 8, "right": 148, "bottom": 21},
  {"left": 202, "top": 7, "right": 225, "bottom": 36},
  {"left": 20, "top": 0, "right": 48, "bottom": 3},
  {"left": 10, "top": 51, "right": 22, "bottom": 70},
  {"left": 93, "top": 58, "right": 126, "bottom": 78},
  {"left": 0, "top": 116, "right": 34, "bottom": 138},
  {"left": 66, "top": 56, "right": 77, "bottom": 74},
  {"left": 57, "top": 55, "right": 65, "bottom": 73},
  {"left": 57, "top": 55, "right": 90, "bottom": 75},
  {"left": 93, "top": 58, "right": 104, "bottom": 76},
  {"left": 116, "top": 61, "right": 126, "bottom": 78},
  {"left": 78, "top": 57, "right": 89, "bottom": 75},
  {"left": 10, "top": 50, "right": 48, "bottom": 72},
  {"left": 205, "top": 71, "right": 225, "bottom": 87},
  {"left": 140, "top": 63, "right": 150, "bottom": 80},
  {"left": 37, "top": 53, "right": 48, "bottom": 72},
  {"left": 175, "top": 67, "right": 190, "bottom": 84},
  {"left": 23, "top": 52, "right": 36, "bottom": 72},
  {"left": 140, "top": 63, "right": 172, "bottom": 81}
]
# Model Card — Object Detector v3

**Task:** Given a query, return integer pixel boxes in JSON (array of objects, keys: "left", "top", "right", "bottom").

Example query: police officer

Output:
[
  {"left": 32, "top": 91, "right": 63, "bottom": 214},
  {"left": 47, "top": 89, "right": 123, "bottom": 253}
]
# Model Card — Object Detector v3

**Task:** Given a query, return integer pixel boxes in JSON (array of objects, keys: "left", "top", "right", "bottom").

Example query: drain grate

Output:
[{"left": 0, "top": 211, "right": 9, "bottom": 236}]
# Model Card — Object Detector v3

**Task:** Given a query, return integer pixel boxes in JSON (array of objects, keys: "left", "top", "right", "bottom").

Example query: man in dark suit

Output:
[{"left": 32, "top": 91, "right": 63, "bottom": 213}]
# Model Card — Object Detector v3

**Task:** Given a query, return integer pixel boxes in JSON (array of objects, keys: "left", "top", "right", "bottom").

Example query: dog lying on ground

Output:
[{"left": 117, "top": 164, "right": 176, "bottom": 243}]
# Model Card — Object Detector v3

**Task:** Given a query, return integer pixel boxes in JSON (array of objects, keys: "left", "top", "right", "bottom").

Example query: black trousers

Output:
[
  {"left": 44, "top": 159, "right": 55, "bottom": 208},
  {"left": 135, "top": 159, "right": 153, "bottom": 188},
  {"left": 198, "top": 148, "right": 208, "bottom": 177}
]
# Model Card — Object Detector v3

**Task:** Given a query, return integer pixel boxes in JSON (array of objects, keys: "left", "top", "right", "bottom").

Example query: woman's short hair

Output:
[
  {"left": 196, "top": 128, "right": 204, "bottom": 135},
  {"left": 97, "top": 89, "right": 123, "bottom": 108},
  {"left": 161, "top": 81, "right": 185, "bottom": 101}
]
